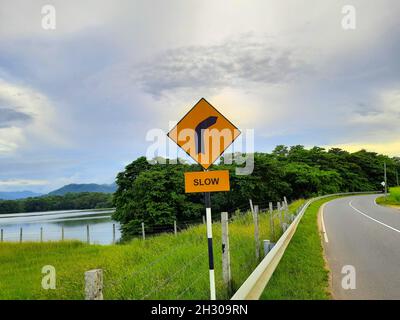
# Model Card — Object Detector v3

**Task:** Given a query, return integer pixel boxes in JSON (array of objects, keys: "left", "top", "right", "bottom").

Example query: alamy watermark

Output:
[
  {"left": 341, "top": 265, "right": 356, "bottom": 290},
  {"left": 41, "top": 265, "right": 56, "bottom": 290},
  {"left": 341, "top": 5, "right": 356, "bottom": 30},
  {"left": 146, "top": 123, "right": 255, "bottom": 175},
  {"left": 41, "top": 5, "right": 56, "bottom": 30}
]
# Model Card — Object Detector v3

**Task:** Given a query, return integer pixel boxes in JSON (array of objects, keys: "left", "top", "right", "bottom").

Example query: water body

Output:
[{"left": 0, "top": 209, "right": 121, "bottom": 245}]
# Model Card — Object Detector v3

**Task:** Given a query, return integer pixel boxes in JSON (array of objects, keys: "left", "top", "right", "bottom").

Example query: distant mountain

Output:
[
  {"left": 48, "top": 183, "right": 117, "bottom": 196},
  {"left": 0, "top": 191, "right": 43, "bottom": 200}
]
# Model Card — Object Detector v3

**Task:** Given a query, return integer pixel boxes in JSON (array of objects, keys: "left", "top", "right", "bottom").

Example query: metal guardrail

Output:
[{"left": 231, "top": 191, "right": 379, "bottom": 300}]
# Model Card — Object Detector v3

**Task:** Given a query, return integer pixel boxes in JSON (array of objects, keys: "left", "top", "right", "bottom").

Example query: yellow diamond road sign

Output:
[{"left": 167, "top": 98, "right": 241, "bottom": 169}]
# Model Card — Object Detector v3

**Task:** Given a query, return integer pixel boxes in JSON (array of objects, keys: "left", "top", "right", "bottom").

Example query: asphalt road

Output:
[{"left": 322, "top": 194, "right": 400, "bottom": 299}]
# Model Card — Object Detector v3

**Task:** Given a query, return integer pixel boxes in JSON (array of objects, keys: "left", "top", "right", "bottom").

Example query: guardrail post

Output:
[
  {"left": 253, "top": 205, "right": 260, "bottom": 261},
  {"left": 263, "top": 240, "right": 271, "bottom": 256},
  {"left": 221, "top": 212, "right": 232, "bottom": 294},
  {"left": 19, "top": 228, "right": 23, "bottom": 243},
  {"left": 61, "top": 227, "right": 64, "bottom": 241},
  {"left": 40, "top": 227, "right": 43, "bottom": 242},
  {"left": 142, "top": 222, "right": 145, "bottom": 240},
  {"left": 1, "top": 229, "right": 3, "bottom": 242},
  {"left": 174, "top": 220, "right": 177, "bottom": 236},
  {"left": 85, "top": 269, "right": 103, "bottom": 300}
]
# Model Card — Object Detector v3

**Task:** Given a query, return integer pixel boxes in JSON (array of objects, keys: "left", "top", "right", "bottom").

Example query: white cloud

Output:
[
  {"left": 0, "top": 78, "right": 64, "bottom": 155},
  {"left": 324, "top": 140, "right": 400, "bottom": 157},
  {"left": 0, "top": 0, "right": 400, "bottom": 191},
  {"left": 0, "top": 179, "right": 48, "bottom": 186},
  {"left": 350, "top": 89, "right": 400, "bottom": 127}
]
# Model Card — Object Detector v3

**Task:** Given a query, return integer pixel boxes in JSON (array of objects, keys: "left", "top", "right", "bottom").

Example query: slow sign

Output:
[{"left": 184, "top": 170, "right": 230, "bottom": 193}]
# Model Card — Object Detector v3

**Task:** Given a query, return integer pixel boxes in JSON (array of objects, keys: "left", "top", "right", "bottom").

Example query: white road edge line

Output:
[
  {"left": 321, "top": 203, "right": 329, "bottom": 243},
  {"left": 349, "top": 201, "right": 400, "bottom": 234}
]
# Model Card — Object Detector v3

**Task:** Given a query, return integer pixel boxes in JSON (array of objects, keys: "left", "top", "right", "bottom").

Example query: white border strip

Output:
[{"left": 349, "top": 201, "right": 400, "bottom": 234}]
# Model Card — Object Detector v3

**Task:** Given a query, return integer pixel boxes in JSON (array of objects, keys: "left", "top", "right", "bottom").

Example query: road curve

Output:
[{"left": 322, "top": 194, "right": 400, "bottom": 299}]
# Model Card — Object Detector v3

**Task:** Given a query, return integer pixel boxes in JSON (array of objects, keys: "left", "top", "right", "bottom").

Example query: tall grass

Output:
[
  {"left": 261, "top": 197, "right": 339, "bottom": 300},
  {"left": 376, "top": 186, "right": 400, "bottom": 206},
  {"left": 0, "top": 200, "right": 303, "bottom": 300}
]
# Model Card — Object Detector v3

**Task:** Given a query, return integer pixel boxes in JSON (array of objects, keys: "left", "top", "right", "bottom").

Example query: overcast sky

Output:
[{"left": 0, "top": 0, "right": 399, "bottom": 192}]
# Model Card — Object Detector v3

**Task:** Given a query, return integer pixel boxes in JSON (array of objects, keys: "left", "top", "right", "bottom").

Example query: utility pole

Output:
[{"left": 384, "top": 161, "right": 388, "bottom": 199}]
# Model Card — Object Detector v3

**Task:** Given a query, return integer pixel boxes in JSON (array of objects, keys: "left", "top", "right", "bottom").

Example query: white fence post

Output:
[
  {"left": 19, "top": 228, "right": 23, "bottom": 243},
  {"left": 277, "top": 202, "right": 282, "bottom": 228},
  {"left": 86, "top": 225, "right": 90, "bottom": 244},
  {"left": 174, "top": 220, "right": 177, "bottom": 236},
  {"left": 283, "top": 197, "right": 289, "bottom": 222},
  {"left": 112, "top": 224, "right": 116, "bottom": 244},
  {"left": 40, "top": 227, "right": 43, "bottom": 242},
  {"left": 85, "top": 269, "right": 103, "bottom": 300},
  {"left": 221, "top": 212, "right": 232, "bottom": 294},
  {"left": 202, "top": 216, "right": 206, "bottom": 224},
  {"left": 1, "top": 229, "right": 3, "bottom": 242},
  {"left": 61, "top": 227, "right": 64, "bottom": 241},
  {"left": 249, "top": 199, "right": 254, "bottom": 213},
  {"left": 269, "top": 202, "right": 274, "bottom": 240},
  {"left": 253, "top": 205, "right": 260, "bottom": 261},
  {"left": 142, "top": 222, "right": 145, "bottom": 240}
]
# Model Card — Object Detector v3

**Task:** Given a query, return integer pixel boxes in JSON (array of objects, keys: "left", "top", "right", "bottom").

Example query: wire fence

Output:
[
  {"left": 0, "top": 223, "right": 121, "bottom": 245},
  {"left": 0, "top": 197, "right": 305, "bottom": 300},
  {"left": 86, "top": 197, "right": 305, "bottom": 300}
]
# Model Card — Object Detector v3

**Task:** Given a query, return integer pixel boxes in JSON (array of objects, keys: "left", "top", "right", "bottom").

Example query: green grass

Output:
[
  {"left": 261, "top": 196, "right": 342, "bottom": 300},
  {"left": 376, "top": 186, "right": 400, "bottom": 207},
  {"left": 0, "top": 200, "right": 304, "bottom": 300}
]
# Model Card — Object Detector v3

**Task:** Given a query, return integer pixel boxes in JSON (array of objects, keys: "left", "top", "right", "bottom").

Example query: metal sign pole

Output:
[
  {"left": 204, "top": 190, "right": 216, "bottom": 300},
  {"left": 168, "top": 99, "right": 241, "bottom": 302}
]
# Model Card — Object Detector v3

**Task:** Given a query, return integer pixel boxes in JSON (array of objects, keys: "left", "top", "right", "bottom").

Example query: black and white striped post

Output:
[{"left": 205, "top": 191, "right": 216, "bottom": 300}]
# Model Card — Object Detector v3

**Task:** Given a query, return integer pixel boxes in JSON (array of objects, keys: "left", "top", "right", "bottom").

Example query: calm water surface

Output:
[{"left": 0, "top": 209, "right": 121, "bottom": 244}]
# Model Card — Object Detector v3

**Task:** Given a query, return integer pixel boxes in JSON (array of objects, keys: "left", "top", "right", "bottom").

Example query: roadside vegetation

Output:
[
  {"left": 113, "top": 146, "right": 400, "bottom": 240},
  {"left": 0, "top": 192, "right": 113, "bottom": 214},
  {"left": 261, "top": 196, "right": 342, "bottom": 300},
  {"left": 0, "top": 200, "right": 303, "bottom": 300},
  {"left": 376, "top": 186, "right": 400, "bottom": 207}
]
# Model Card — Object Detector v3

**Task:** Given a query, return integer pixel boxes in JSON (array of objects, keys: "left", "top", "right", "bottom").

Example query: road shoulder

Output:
[{"left": 317, "top": 202, "right": 334, "bottom": 300}]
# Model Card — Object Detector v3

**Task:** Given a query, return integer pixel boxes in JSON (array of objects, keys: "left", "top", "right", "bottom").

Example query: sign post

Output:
[
  {"left": 384, "top": 161, "right": 387, "bottom": 199},
  {"left": 204, "top": 188, "right": 215, "bottom": 300},
  {"left": 168, "top": 98, "right": 241, "bottom": 300}
]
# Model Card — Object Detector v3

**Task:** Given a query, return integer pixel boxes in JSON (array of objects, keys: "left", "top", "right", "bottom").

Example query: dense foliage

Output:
[
  {"left": 113, "top": 145, "right": 400, "bottom": 237},
  {"left": 0, "top": 192, "right": 113, "bottom": 214}
]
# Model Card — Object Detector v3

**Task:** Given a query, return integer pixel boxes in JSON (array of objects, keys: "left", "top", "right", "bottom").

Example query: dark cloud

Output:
[
  {"left": 354, "top": 102, "right": 380, "bottom": 117},
  {"left": 134, "top": 36, "right": 310, "bottom": 96},
  {"left": 0, "top": 107, "right": 32, "bottom": 128}
]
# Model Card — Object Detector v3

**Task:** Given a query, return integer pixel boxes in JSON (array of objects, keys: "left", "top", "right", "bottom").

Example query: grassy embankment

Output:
[
  {"left": 0, "top": 200, "right": 303, "bottom": 300},
  {"left": 376, "top": 186, "right": 400, "bottom": 208},
  {"left": 261, "top": 196, "right": 343, "bottom": 300}
]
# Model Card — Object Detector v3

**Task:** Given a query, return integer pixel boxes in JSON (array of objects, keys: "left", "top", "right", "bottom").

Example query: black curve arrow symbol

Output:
[{"left": 195, "top": 116, "right": 218, "bottom": 155}]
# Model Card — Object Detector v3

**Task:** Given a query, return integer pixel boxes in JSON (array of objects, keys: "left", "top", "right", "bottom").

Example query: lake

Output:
[{"left": 0, "top": 209, "right": 121, "bottom": 245}]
